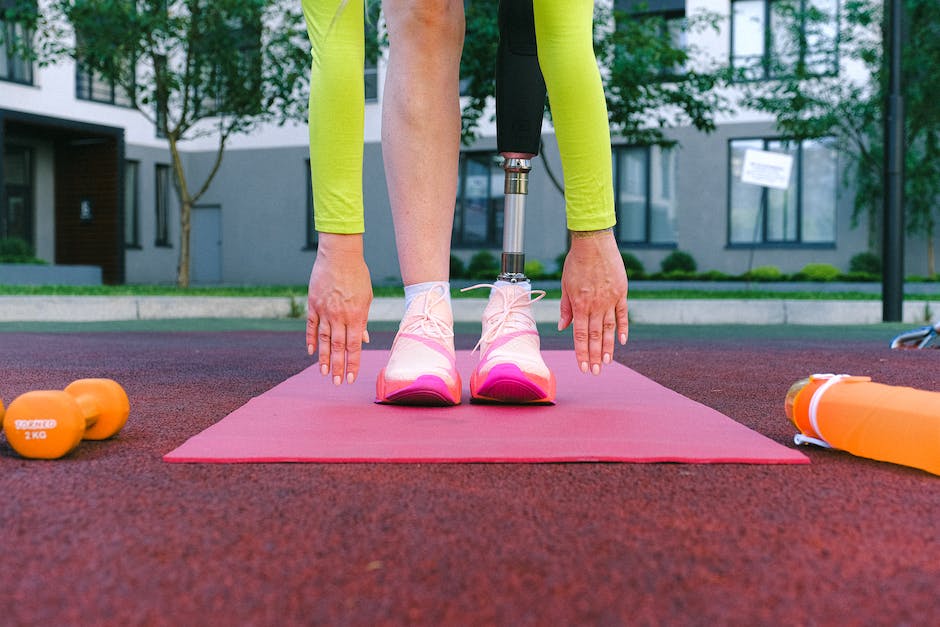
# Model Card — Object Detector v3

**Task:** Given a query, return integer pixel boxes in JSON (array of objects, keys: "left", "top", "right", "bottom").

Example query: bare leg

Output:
[{"left": 382, "top": 0, "right": 465, "bottom": 285}]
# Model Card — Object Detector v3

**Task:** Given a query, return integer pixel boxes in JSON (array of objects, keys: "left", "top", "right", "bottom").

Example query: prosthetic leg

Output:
[{"left": 495, "top": 0, "right": 547, "bottom": 283}]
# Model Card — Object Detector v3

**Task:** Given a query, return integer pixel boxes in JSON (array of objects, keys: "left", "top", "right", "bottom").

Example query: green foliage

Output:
[
  {"left": 30, "top": 0, "right": 311, "bottom": 287},
  {"left": 737, "top": 0, "right": 940, "bottom": 274},
  {"left": 620, "top": 252, "right": 645, "bottom": 279},
  {"left": 449, "top": 254, "right": 466, "bottom": 279},
  {"left": 0, "top": 238, "right": 45, "bottom": 264},
  {"left": 697, "top": 269, "right": 733, "bottom": 281},
  {"left": 796, "top": 263, "right": 841, "bottom": 282},
  {"left": 523, "top": 259, "right": 545, "bottom": 280},
  {"left": 458, "top": 3, "right": 727, "bottom": 147},
  {"left": 467, "top": 250, "right": 500, "bottom": 279},
  {"left": 745, "top": 265, "right": 784, "bottom": 281},
  {"left": 660, "top": 250, "right": 697, "bottom": 274},
  {"left": 594, "top": 5, "right": 729, "bottom": 146},
  {"left": 849, "top": 252, "right": 882, "bottom": 275}
]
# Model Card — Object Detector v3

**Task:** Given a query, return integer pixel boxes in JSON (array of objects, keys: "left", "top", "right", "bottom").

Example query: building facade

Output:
[{"left": 1, "top": 1, "right": 935, "bottom": 285}]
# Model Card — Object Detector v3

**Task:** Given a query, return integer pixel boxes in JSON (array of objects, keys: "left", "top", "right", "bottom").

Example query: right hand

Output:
[{"left": 306, "top": 233, "right": 373, "bottom": 385}]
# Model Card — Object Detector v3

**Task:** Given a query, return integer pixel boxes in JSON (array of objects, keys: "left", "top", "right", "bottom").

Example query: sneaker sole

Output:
[
  {"left": 376, "top": 372, "right": 461, "bottom": 406},
  {"left": 470, "top": 363, "right": 555, "bottom": 405}
]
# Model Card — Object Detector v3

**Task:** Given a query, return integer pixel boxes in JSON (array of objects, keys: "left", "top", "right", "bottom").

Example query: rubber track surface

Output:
[{"left": 1, "top": 330, "right": 939, "bottom": 625}]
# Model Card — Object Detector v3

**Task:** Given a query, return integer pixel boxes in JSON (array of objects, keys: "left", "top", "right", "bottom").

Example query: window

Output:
[
  {"left": 453, "top": 152, "right": 504, "bottom": 248},
  {"left": 0, "top": 2, "right": 34, "bottom": 84},
  {"left": 731, "top": 0, "right": 838, "bottom": 80},
  {"left": 155, "top": 164, "right": 171, "bottom": 247},
  {"left": 613, "top": 145, "right": 677, "bottom": 246},
  {"left": 728, "top": 137, "right": 837, "bottom": 246},
  {"left": 76, "top": 62, "right": 135, "bottom": 106},
  {"left": 2, "top": 146, "right": 33, "bottom": 244},
  {"left": 124, "top": 160, "right": 140, "bottom": 248},
  {"left": 364, "top": 17, "right": 378, "bottom": 102},
  {"left": 304, "top": 160, "right": 317, "bottom": 249},
  {"left": 615, "top": 1, "right": 687, "bottom": 79}
]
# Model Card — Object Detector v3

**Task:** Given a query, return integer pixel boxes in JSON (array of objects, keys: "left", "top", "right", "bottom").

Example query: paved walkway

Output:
[{"left": 0, "top": 294, "right": 937, "bottom": 325}]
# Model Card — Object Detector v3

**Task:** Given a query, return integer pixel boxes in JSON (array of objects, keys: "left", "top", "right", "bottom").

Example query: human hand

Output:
[
  {"left": 306, "top": 233, "right": 373, "bottom": 385},
  {"left": 558, "top": 228, "right": 629, "bottom": 375}
]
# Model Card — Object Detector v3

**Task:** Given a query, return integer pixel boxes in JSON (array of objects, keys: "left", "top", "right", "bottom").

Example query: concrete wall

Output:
[
  {"left": 162, "top": 120, "right": 882, "bottom": 286},
  {"left": 123, "top": 144, "right": 181, "bottom": 284}
]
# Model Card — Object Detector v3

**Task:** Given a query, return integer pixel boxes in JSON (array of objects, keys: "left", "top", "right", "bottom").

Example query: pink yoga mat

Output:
[{"left": 164, "top": 351, "right": 808, "bottom": 464}]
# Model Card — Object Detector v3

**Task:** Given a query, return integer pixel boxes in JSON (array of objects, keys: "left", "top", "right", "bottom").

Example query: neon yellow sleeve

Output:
[
  {"left": 533, "top": 0, "right": 616, "bottom": 232},
  {"left": 302, "top": 0, "right": 365, "bottom": 234}
]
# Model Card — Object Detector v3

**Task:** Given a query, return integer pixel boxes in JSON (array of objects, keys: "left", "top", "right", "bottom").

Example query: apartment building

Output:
[{"left": 1, "top": 1, "right": 931, "bottom": 285}]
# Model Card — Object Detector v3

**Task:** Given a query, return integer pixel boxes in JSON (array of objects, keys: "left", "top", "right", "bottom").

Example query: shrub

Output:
[
  {"left": 849, "top": 252, "right": 882, "bottom": 276},
  {"left": 621, "top": 252, "right": 646, "bottom": 279},
  {"left": 0, "top": 238, "right": 43, "bottom": 264},
  {"left": 554, "top": 252, "right": 567, "bottom": 276},
  {"left": 697, "top": 269, "right": 733, "bottom": 281},
  {"left": 660, "top": 269, "right": 696, "bottom": 280},
  {"left": 745, "top": 265, "right": 784, "bottom": 281},
  {"left": 467, "top": 250, "right": 500, "bottom": 279},
  {"left": 524, "top": 259, "right": 545, "bottom": 280},
  {"left": 797, "top": 262, "right": 841, "bottom": 282},
  {"left": 660, "top": 250, "right": 697, "bottom": 274},
  {"left": 449, "top": 254, "right": 466, "bottom": 279}
]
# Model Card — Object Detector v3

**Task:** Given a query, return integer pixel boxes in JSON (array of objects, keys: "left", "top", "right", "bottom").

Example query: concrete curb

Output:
[{"left": 0, "top": 295, "right": 936, "bottom": 325}]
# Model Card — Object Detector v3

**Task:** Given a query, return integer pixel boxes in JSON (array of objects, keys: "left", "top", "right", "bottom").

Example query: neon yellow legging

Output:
[{"left": 303, "top": 0, "right": 615, "bottom": 234}]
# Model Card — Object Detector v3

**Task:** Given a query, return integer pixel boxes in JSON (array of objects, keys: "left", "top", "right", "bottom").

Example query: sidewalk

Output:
[{"left": 0, "top": 294, "right": 936, "bottom": 324}]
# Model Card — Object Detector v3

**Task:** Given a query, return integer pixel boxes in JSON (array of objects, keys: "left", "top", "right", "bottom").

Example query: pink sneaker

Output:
[
  {"left": 376, "top": 285, "right": 461, "bottom": 406},
  {"left": 463, "top": 283, "right": 556, "bottom": 404}
]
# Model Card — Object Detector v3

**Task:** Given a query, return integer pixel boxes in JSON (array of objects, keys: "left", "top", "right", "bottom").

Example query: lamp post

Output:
[{"left": 882, "top": 0, "right": 905, "bottom": 322}]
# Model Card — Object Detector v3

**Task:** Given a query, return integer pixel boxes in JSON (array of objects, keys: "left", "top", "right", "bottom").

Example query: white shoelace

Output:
[
  {"left": 400, "top": 285, "right": 454, "bottom": 341},
  {"left": 461, "top": 283, "right": 545, "bottom": 353}
]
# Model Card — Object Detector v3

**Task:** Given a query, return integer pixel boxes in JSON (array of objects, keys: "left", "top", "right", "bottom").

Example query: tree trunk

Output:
[
  {"left": 167, "top": 136, "right": 193, "bottom": 288},
  {"left": 178, "top": 198, "right": 192, "bottom": 288}
]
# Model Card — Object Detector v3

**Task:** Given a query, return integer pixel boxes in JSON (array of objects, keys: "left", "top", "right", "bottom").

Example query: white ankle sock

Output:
[
  {"left": 404, "top": 281, "right": 451, "bottom": 311},
  {"left": 494, "top": 280, "right": 531, "bottom": 291}
]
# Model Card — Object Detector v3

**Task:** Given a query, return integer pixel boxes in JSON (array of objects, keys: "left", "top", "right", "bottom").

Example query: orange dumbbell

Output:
[{"left": 3, "top": 379, "right": 130, "bottom": 459}]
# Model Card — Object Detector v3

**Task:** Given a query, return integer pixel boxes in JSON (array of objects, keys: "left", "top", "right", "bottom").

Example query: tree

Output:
[
  {"left": 24, "top": 0, "right": 311, "bottom": 287},
  {"left": 736, "top": 0, "right": 940, "bottom": 276},
  {"left": 459, "top": 2, "right": 728, "bottom": 160}
]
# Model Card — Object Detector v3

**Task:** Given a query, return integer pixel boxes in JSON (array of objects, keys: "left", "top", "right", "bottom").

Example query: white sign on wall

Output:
[{"left": 740, "top": 149, "right": 794, "bottom": 190}]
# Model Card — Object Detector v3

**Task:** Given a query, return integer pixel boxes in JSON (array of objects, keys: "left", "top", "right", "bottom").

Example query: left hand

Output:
[{"left": 558, "top": 228, "right": 629, "bottom": 375}]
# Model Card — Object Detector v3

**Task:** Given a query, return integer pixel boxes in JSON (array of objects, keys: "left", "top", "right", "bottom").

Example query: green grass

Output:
[
  {"left": 0, "top": 318, "right": 917, "bottom": 343},
  {"left": 0, "top": 284, "right": 938, "bottom": 301}
]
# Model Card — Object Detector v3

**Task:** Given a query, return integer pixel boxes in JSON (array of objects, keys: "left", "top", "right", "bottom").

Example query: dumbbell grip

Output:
[{"left": 72, "top": 393, "right": 101, "bottom": 431}]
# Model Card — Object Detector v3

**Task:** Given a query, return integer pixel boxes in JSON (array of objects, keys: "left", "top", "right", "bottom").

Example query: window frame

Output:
[
  {"left": 730, "top": 0, "right": 839, "bottom": 82},
  {"left": 726, "top": 136, "right": 838, "bottom": 249},
  {"left": 612, "top": 144, "right": 678, "bottom": 248},
  {"left": 154, "top": 163, "right": 172, "bottom": 248},
  {"left": 124, "top": 159, "right": 141, "bottom": 249},
  {"left": 75, "top": 61, "right": 136, "bottom": 107},
  {"left": 452, "top": 151, "right": 505, "bottom": 249},
  {"left": 0, "top": 8, "right": 35, "bottom": 85}
]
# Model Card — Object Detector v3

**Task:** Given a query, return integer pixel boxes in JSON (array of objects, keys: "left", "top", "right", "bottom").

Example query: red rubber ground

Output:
[{"left": 1, "top": 328, "right": 939, "bottom": 625}]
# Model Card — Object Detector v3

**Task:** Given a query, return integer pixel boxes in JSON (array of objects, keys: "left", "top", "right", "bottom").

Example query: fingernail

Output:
[
  {"left": 580, "top": 361, "right": 588, "bottom": 373},
  {"left": 307, "top": 344, "right": 314, "bottom": 356},
  {"left": 333, "top": 375, "right": 341, "bottom": 386},
  {"left": 320, "top": 364, "right": 329, "bottom": 376},
  {"left": 620, "top": 333, "right": 627, "bottom": 345},
  {"left": 603, "top": 353, "right": 611, "bottom": 364},
  {"left": 347, "top": 372, "right": 355, "bottom": 384},
  {"left": 592, "top": 364, "right": 600, "bottom": 375}
]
